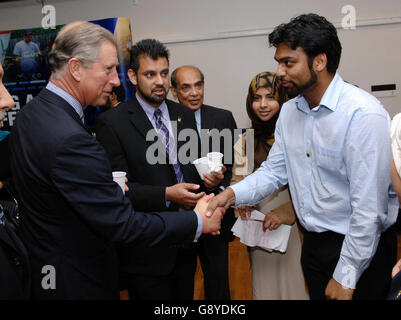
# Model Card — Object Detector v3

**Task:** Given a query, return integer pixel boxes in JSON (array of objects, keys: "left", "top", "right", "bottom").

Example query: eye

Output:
[
  {"left": 284, "top": 60, "right": 293, "bottom": 67},
  {"left": 181, "top": 85, "right": 190, "bottom": 92},
  {"left": 253, "top": 96, "right": 261, "bottom": 101}
]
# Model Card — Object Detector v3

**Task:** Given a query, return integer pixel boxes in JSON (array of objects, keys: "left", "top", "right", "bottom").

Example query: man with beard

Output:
[
  {"left": 205, "top": 13, "right": 398, "bottom": 300},
  {"left": 95, "top": 39, "right": 223, "bottom": 299}
]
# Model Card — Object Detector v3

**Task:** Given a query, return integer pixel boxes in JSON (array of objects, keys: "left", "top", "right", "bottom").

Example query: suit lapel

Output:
[
  {"left": 129, "top": 95, "right": 171, "bottom": 163},
  {"left": 127, "top": 95, "right": 156, "bottom": 140}
]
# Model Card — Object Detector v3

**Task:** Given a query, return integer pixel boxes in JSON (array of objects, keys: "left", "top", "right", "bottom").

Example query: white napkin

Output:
[{"left": 231, "top": 209, "right": 292, "bottom": 253}]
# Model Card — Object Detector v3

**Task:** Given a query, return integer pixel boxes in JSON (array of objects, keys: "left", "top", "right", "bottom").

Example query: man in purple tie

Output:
[{"left": 95, "top": 39, "right": 226, "bottom": 300}]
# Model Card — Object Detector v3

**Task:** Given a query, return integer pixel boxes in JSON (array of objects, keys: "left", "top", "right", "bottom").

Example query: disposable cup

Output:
[
  {"left": 192, "top": 157, "right": 210, "bottom": 180},
  {"left": 207, "top": 152, "right": 223, "bottom": 173}
]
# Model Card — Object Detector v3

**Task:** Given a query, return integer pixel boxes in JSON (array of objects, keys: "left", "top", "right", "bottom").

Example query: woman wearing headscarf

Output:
[{"left": 231, "top": 72, "right": 308, "bottom": 300}]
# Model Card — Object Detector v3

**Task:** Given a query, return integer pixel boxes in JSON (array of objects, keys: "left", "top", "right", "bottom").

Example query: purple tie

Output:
[{"left": 154, "top": 109, "right": 184, "bottom": 183}]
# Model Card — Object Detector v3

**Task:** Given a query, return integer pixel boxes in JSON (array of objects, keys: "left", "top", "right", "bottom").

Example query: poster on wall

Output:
[{"left": 0, "top": 17, "right": 134, "bottom": 132}]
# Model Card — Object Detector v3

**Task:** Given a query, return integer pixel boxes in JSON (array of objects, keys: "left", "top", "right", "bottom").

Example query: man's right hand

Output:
[
  {"left": 194, "top": 193, "right": 225, "bottom": 235},
  {"left": 166, "top": 183, "right": 205, "bottom": 207},
  {"left": 206, "top": 187, "right": 236, "bottom": 217}
]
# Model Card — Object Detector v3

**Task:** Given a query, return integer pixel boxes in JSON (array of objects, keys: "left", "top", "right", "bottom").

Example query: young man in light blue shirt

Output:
[{"left": 206, "top": 13, "right": 398, "bottom": 300}]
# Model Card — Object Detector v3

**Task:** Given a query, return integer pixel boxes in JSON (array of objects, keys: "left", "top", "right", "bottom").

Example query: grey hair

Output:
[
  {"left": 170, "top": 65, "right": 204, "bottom": 88},
  {"left": 48, "top": 21, "right": 117, "bottom": 79}
]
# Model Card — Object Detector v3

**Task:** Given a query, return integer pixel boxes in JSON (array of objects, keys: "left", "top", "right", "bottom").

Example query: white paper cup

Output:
[
  {"left": 112, "top": 171, "right": 126, "bottom": 194},
  {"left": 192, "top": 157, "right": 210, "bottom": 180},
  {"left": 207, "top": 152, "right": 223, "bottom": 173}
]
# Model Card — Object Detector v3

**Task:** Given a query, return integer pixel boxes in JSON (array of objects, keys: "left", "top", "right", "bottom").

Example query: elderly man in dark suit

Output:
[
  {"left": 96, "top": 39, "right": 227, "bottom": 300},
  {"left": 9, "top": 22, "right": 223, "bottom": 300},
  {"left": 171, "top": 65, "right": 237, "bottom": 300}
]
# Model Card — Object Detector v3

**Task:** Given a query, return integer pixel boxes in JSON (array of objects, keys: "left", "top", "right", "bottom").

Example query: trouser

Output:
[
  {"left": 123, "top": 247, "right": 197, "bottom": 300},
  {"left": 198, "top": 234, "right": 231, "bottom": 300},
  {"left": 300, "top": 225, "right": 397, "bottom": 300}
]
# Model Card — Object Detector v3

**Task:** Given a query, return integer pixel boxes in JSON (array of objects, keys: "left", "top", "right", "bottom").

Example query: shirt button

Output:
[{"left": 306, "top": 151, "right": 311, "bottom": 157}]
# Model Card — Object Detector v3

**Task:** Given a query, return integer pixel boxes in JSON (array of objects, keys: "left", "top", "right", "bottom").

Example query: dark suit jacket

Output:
[
  {"left": 0, "top": 211, "right": 30, "bottom": 299},
  {"left": 200, "top": 104, "right": 237, "bottom": 238},
  {"left": 10, "top": 89, "right": 198, "bottom": 299},
  {"left": 95, "top": 95, "right": 202, "bottom": 276}
]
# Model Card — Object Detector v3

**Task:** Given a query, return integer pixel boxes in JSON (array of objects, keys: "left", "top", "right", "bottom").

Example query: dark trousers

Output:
[
  {"left": 123, "top": 247, "right": 197, "bottom": 300},
  {"left": 198, "top": 234, "right": 230, "bottom": 300},
  {"left": 301, "top": 225, "right": 397, "bottom": 300}
]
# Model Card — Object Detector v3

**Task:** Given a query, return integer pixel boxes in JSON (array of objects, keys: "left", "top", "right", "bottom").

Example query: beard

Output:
[
  {"left": 285, "top": 67, "right": 318, "bottom": 98},
  {"left": 136, "top": 84, "right": 167, "bottom": 106}
]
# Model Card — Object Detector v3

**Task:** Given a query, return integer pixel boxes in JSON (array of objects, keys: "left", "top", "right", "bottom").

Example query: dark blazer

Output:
[
  {"left": 10, "top": 89, "right": 198, "bottom": 299},
  {"left": 95, "top": 95, "right": 202, "bottom": 276},
  {"left": 200, "top": 104, "right": 237, "bottom": 237},
  {"left": 0, "top": 210, "right": 30, "bottom": 300}
]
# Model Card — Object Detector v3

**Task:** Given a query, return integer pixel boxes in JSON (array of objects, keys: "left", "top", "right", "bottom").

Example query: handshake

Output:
[{"left": 193, "top": 188, "right": 237, "bottom": 235}]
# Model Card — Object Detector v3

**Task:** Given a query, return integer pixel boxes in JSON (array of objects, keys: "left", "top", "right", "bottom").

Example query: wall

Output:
[{"left": 0, "top": 0, "right": 400, "bottom": 128}]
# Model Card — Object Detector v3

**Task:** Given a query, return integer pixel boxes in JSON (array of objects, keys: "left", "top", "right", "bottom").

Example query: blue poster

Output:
[{"left": 0, "top": 17, "right": 134, "bottom": 131}]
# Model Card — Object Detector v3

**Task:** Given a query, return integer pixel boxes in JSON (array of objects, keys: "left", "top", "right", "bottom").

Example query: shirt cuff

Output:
[
  {"left": 230, "top": 183, "right": 250, "bottom": 206},
  {"left": 193, "top": 210, "right": 203, "bottom": 242},
  {"left": 333, "top": 258, "right": 359, "bottom": 289}
]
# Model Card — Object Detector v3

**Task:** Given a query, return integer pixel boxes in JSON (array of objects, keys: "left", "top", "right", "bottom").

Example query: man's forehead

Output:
[
  {"left": 98, "top": 41, "right": 118, "bottom": 60},
  {"left": 139, "top": 55, "right": 168, "bottom": 67},
  {"left": 177, "top": 67, "right": 202, "bottom": 83},
  {"left": 274, "top": 44, "right": 304, "bottom": 60}
]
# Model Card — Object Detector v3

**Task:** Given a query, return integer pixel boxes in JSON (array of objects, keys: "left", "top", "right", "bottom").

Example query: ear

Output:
[
  {"left": 313, "top": 53, "right": 327, "bottom": 72},
  {"left": 170, "top": 86, "right": 178, "bottom": 100},
  {"left": 108, "top": 92, "right": 114, "bottom": 102},
  {"left": 67, "top": 58, "right": 83, "bottom": 82},
  {"left": 127, "top": 69, "right": 137, "bottom": 86}
]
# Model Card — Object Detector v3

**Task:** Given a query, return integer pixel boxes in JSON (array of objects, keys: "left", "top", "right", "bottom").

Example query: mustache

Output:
[{"left": 151, "top": 86, "right": 166, "bottom": 91}]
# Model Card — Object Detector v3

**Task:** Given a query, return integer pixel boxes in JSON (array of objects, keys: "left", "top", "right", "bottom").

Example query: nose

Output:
[
  {"left": 110, "top": 68, "right": 120, "bottom": 87},
  {"left": 260, "top": 97, "right": 269, "bottom": 109},
  {"left": 276, "top": 63, "right": 286, "bottom": 79},
  {"left": 154, "top": 73, "right": 164, "bottom": 86},
  {"left": 0, "top": 83, "right": 15, "bottom": 111},
  {"left": 189, "top": 86, "right": 198, "bottom": 97}
]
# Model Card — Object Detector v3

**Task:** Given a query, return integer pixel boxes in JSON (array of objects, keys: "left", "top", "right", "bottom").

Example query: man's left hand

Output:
[
  {"left": 203, "top": 165, "right": 227, "bottom": 189},
  {"left": 325, "top": 278, "right": 354, "bottom": 300}
]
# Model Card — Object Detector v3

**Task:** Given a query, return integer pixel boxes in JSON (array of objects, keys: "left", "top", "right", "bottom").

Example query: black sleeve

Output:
[{"left": 95, "top": 115, "right": 169, "bottom": 212}]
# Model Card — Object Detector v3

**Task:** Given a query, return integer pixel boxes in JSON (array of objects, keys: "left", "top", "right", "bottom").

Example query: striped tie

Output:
[{"left": 154, "top": 109, "right": 184, "bottom": 183}]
